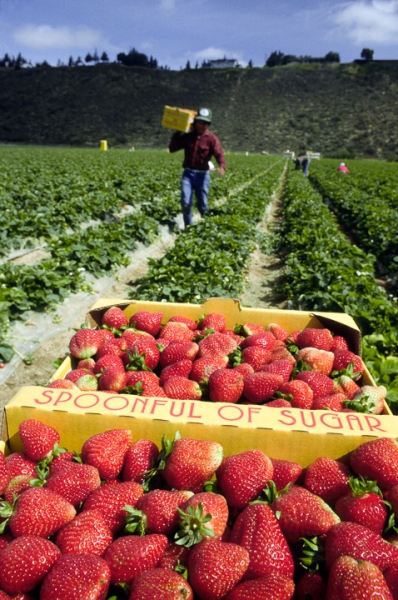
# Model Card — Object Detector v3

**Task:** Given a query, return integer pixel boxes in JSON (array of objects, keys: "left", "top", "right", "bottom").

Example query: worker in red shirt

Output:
[
  {"left": 169, "top": 108, "right": 226, "bottom": 227},
  {"left": 338, "top": 162, "right": 349, "bottom": 174}
]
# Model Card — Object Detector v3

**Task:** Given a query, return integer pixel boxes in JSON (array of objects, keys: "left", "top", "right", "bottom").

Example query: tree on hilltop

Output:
[{"left": 361, "top": 48, "right": 374, "bottom": 62}]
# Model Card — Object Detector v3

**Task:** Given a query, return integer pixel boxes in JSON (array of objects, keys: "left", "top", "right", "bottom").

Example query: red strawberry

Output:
[
  {"left": 198, "top": 333, "right": 238, "bottom": 359},
  {"left": 65, "top": 368, "right": 93, "bottom": 382},
  {"left": 129, "top": 568, "right": 194, "bottom": 600},
  {"left": 266, "top": 322, "right": 289, "bottom": 341},
  {"left": 18, "top": 419, "right": 61, "bottom": 462},
  {"left": 384, "top": 563, "right": 398, "bottom": 599},
  {"left": 168, "top": 314, "right": 197, "bottom": 330},
  {"left": 243, "top": 372, "right": 283, "bottom": 404},
  {"left": 104, "top": 533, "right": 168, "bottom": 585},
  {"left": 199, "top": 312, "right": 227, "bottom": 332},
  {"left": 0, "top": 452, "right": 10, "bottom": 496},
  {"left": 46, "top": 460, "right": 101, "bottom": 506},
  {"left": 270, "top": 457, "right": 303, "bottom": 491},
  {"left": 296, "top": 327, "right": 333, "bottom": 351},
  {"left": 129, "top": 310, "right": 163, "bottom": 336},
  {"left": 275, "top": 379, "right": 313, "bottom": 409},
  {"left": 4, "top": 474, "right": 32, "bottom": 503},
  {"left": 232, "top": 362, "right": 254, "bottom": 379},
  {"left": 241, "top": 346, "right": 272, "bottom": 370},
  {"left": 208, "top": 369, "right": 244, "bottom": 403},
  {"left": 124, "top": 370, "right": 165, "bottom": 397},
  {"left": 264, "top": 398, "right": 292, "bottom": 407},
  {"left": 159, "top": 359, "right": 193, "bottom": 385},
  {"left": 81, "top": 429, "right": 132, "bottom": 480},
  {"left": 69, "top": 328, "right": 102, "bottom": 359},
  {"left": 46, "top": 379, "right": 78, "bottom": 390},
  {"left": 123, "top": 338, "right": 161, "bottom": 371},
  {"left": 344, "top": 385, "right": 387, "bottom": 415},
  {"left": 240, "top": 332, "right": 276, "bottom": 351},
  {"left": 77, "top": 357, "right": 97, "bottom": 370},
  {"left": 334, "top": 477, "right": 387, "bottom": 535},
  {"left": 224, "top": 573, "right": 295, "bottom": 599},
  {"left": 177, "top": 491, "right": 229, "bottom": 542},
  {"left": 159, "top": 340, "right": 199, "bottom": 368},
  {"left": 126, "top": 489, "right": 193, "bottom": 535},
  {"left": 296, "top": 347, "right": 334, "bottom": 375},
  {"left": 163, "top": 437, "right": 223, "bottom": 493},
  {"left": 294, "top": 571, "right": 327, "bottom": 600},
  {"left": 9, "top": 487, "right": 76, "bottom": 538},
  {"left": 312, "top": 392, "right": 346, "bottom": 411},
  {"left": 188, "top": 539, "right": 249, "bottom": 600},
  {"left": 93, "top": 354, "right": 124, "bottom": 375},
  {"left": 163, "top": 376, "right": 202, "bottom": 400},
  {"left": 271, "top": 484, "right": 340, "bottom": 544},
  {"left": 68, "top": 372, "right": 98, "bottom": 392},
  {"left": 304, "top": 457, "right": 351, "bottom": 505},
  {"left": 97, "top": 328, "right": 116, "bottom": 345},
  {"left": 332, "top": 349, "right": 365, "bottom": 376},
  {"left": 189, "top": 356, "right": 228, "bottom": 383},
  {"left": 0, "top": 535, "right": 60, "bottom": 595},
  {"left": 230, "top": 503, "right": 294, "bottom": 580},
  {"left": 270, "top": 345, "right": 296, "bottom": 364},
  {"left": 259, "top": 359, "right": 294, "bottom": 382},
  {"left": 235, "top": 322, "right": 266, "bottom": 337},
  {"left": 122, "top": 438, "right": 159, "bottom": 483},
  {"left": 350, "top": 437, "right": 398, "bottom": 491},
  {"left": 55, "top": 508, "right": 113, "bottom": 556},
  {"left": 325, "top": 521, "right": 398, "bottom": 571},
  {"left": 333, "top": 374, "right": 360, "bottom": 399},
  {"left": 216, "top": 450, "right": 273, "bottom": 509},
  {"left": 330, "top": 334, "right": 350, "bottom": 352},
  {"left": 95, "top": 340, "right": 125, "bottom": 360},
  {"left": 83, "top": 480, "right": 144, "bottom": 534},
  {"left": 120, "top": 328, "right": 154, "bottom": 347},
  {"left": 159, "top": 321, "right": 195, "bottom": 341},
  {"left": 101, "top": 306, "right": 128, "bottom": 330},
  {"left": 40, "top": 553, "right": 111, "bottom": 600},
  {"left": 98, "top": 364, "right": 127, "bottom": 392},
  {"left": 295, "top": 371, "right": 335, "bottom": 399},
  {"left": 326, "top": 555, "right": 393, "bottom": 599},
  {"left": 5, "top": 452, "right": 36, "bottom": 479}
]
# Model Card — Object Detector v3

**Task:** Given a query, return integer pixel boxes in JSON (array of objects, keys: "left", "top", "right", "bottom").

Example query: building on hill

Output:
[{"left": 202, "top": 58, "right": 240, "bottom": 69}]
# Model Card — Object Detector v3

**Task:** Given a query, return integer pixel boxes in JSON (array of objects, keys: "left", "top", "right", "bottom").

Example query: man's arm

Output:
[
  {"left": 212, "top": 135, "right": 226, "bottom": 176},
  {"left": 168, "top": 132, "right": 186, "bottom": 153}
]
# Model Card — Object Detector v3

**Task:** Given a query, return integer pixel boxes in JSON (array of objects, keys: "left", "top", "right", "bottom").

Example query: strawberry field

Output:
[{"left": 2, "top": 146, "right": 398, "bottom": 413}]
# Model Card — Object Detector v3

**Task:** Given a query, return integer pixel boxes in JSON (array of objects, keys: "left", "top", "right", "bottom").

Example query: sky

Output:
[{"left": 1, "top": 0, "right": 398, "bottom": 69}]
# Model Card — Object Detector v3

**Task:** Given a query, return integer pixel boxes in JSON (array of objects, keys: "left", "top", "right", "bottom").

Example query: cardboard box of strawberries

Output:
[{"left": 2, "top": 298, "right": 398, "bottom": 469}]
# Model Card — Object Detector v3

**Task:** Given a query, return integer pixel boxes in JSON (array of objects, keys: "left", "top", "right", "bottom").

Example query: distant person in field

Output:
[
  {"left": 168, "top": 107, "right": 226, "bottom": 228},
  {"left": 338, "top": 162, "right": 349, "bottom": 174},
  {"left": 294, "top": 154, "right": 310, "bottom": 177}
]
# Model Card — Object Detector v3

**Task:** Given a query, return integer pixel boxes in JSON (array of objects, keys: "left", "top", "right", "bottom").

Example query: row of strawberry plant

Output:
[
  {"left": 277, "top": 165, "right": 398, "bottom": 411},
  {"left": 130, "top": 156, "right": 285, "bottom": 303}
]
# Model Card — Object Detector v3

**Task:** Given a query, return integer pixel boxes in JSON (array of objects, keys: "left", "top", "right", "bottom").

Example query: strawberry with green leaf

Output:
[
  {"left": 83, "top": 480, "right": 144, "bottom": 534},
  {"left": 124, "top": 489, "right": 193, "bottom": 536},
  {"left": 334, "top": 476, "right": 388, "bottom": 535},
  {"left": 176, "top": 491, "right": 229, "bottom": 546},
  {"left": 129, "top": 310, "right": 163, "bottom": 336},
  {"left": 18, "top": 419, "right": 62, "bottom": 462},
  {"left": 326, "top": 555, "right": 393, "bottom": 599}
]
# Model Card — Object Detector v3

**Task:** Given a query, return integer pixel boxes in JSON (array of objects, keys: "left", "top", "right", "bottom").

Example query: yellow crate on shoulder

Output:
[{"left": 162, "top": 106, "right": 197, "bottom": 132}]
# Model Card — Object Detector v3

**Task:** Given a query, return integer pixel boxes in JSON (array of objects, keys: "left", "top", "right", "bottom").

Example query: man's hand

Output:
[{"left": 218, "top": 167, "right": 225, "bottom": 177}]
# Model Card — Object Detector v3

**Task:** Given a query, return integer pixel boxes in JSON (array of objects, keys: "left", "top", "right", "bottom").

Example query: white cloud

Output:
[
  {"left": 159, "top": 0, "right": 176, "bottom": 9},
  {"left": 14, "top": 24, "right": 102, "bottom": 50},
  {"left": 332, "top": 0, "right": 398, "bottom": 44}
]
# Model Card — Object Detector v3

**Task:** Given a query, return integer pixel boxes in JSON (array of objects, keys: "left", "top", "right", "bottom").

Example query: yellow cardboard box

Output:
[
  {"left": 161, "top": 106, "right": 197, "bottom": 132},
  {"left": 2, "top": 298, "right": 397, "bottom": 466}
]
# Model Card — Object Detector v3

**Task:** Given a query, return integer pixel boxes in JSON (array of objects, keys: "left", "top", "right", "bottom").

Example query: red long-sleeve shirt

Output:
[{"left": 168, "top": 130, "right": 226, "bottom": 171}]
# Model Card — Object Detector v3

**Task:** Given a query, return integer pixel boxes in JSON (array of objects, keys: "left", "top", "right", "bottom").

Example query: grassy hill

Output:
[{"left": 1, "top": 61, "right": 398, "bottom": 158}]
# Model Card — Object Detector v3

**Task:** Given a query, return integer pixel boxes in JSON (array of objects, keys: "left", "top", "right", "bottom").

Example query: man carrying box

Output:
[{"left": 168, "top": 108, "right": 226, "bottom": 228}]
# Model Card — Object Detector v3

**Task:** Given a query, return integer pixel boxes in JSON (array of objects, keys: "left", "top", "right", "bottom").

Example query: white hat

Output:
[{"left": 340, "top": 163, "right": 345, "bottom": 166}]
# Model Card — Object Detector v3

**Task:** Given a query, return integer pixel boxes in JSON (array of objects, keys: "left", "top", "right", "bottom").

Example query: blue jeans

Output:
[
  {"left": 180, "top": 169, "right": 210, "bottom": 226},
  {"left": 303, "top": 158, "right": 310, "bottom": 176}
]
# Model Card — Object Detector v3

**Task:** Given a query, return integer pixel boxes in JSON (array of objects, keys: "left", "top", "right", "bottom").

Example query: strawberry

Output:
[
  {"left": 177, "top": 491, "right": 229, "bottom": 543},
  {"left": 295, "top": 371, "right": 335, "bottom": 399},
  {"left": 270, "top": 457, "right": 303, "bottom": 490},
  {"left": 162, "top": 376, "right": 202, "bottom": 400},
  {"left": 46, "top": 379, "right": 78, "bottom": 390},
  {"left": 163, "top": 437, "right": 223, "bottom": 493},
  {"left": 159, "top": 321, "right": 195, "bottom": 341},
  {"left": 350, "top": 437, "right": 398, "bottom": 491},
  {"left": 46, "top": 460, "right": 101, "bottom": 506},
  {"left": 274, "top": 379, "right": 313, "bottom": 409},
  {"left": 198, "top": 332, "right": 238, "bottom": 359},
  {"left": 18, "top": 419, "right": 61, "bottom": 462},
  {"left": 0, "top": 535, "right": 60, "bottom": 595},
  {"left": 123, "top": 370, "right": 165, "bottom": 397},
  {"left": 129, "top": 310, "right": 164, "bottom": 336},
  {"left": 216, "top": 449, "right": 273, "bottom": 509},
  {"left": 266, "top": 322, "right": 289, "bottom": 341},
  {"left": 65, "top": 367, "right": 93, "bottom": 382},
  {"left": 120, "top": 328, "right": 154, "bottom": 347},
  {"left": 241, "top": 346, "right": 272, "bottom": 370},
  {"left": 83, "top": 480, "right": 144, "bottom": 534},
  {"left": 295, "top": 347, "right": 334, "bottom": 375},
  {"left": 159, "top": 340, "right": 199, "bottom": 368},
  {"left": 243, "top": 372, "right": 283, "bottom": 404},
  {"left": 122, "top": 438, "right": 159, "bottom": 484},
  {"left": 101, "top": 305, "right": 128, "bottom": 330},
  {"left": 95, "top": 340, "right": 125, "bottom": 360},
  {"left": 232, "top": 362, "right": 254, "bottom": 379},
  {"left": 104, "top": 533, "right": 168, "bottom": 585},
  {"left": 333, "top": 374, "right": 360, "bottom": 399},
  {"left": 40, "top": 553, "right": 111, "bottom": 600},
  {"left": 55, "top": 508, "right": 113, "bottom": 555},
  {"left": 384, "top": 563, "right": 398, "bottom": 599},
  {"left": 264, "top": 398, "right": 292, "bottom": 407},
  {"left": 125, "top": 489, "right": 193, "bottom": 535},
  {"left": 77, "top": 357, "right": 97, "bottom": 370},
  {"left": 168, "top": 314, "right": 197, "bottom": 330},
  {"left": 296, "top": 327, "right": 333, "bottom": 351},
  {"left": 98, "top": 364, "right": 127, "bottom": 392},
  {"left": 93, "top": 354, "right": 124, "bottom": 375},
  {"left": 270, "top": 344, "right": 296, "bottom": 364},
  {"left": 334, "top": 476, "right": 387, "bottom": 535},
  {"left": 330, "top": 334, "right": 350, "bottom": 352},
  {"left": 123, "top": 338, "right": 160, "bottom": 371},
  {"left": 304, "top": 457, "right": 351, "bottom": 505},
  {"left": 235, "top": 322, "right": 266, "bottom": 337},
  {"left": 224, "top": 573, "right": 295, "bottom": 599},
  {"left": 240, "top": 331, "right": 276, "bottom": 351},
  {"left": 4, "top": 475, "right": 32, "bottom": 503},
  {"left": 294, "top": 571, "right": 327, "bottom": 600},
  {"left": 332, "top": 349, "right": 365, "bottom": 377},
  {"left": 198, "top": 312, "right": 227, "bottom": 332},
  {"left": 326, "top": 555, "right": 393, "bottom": 599},
  {"left": 230, "top": 502, "right": 294, "bottom": 580},
  {"left": 159, "top": 358, "right": 193, "bottom": 385},
  {"left": 158, "top": 541, "right": 190, "bottom": 570},
  {"left": 5, "top": 452, "right": 36, "bottom": 479},
  {"left": 325, "top": 521, "right": 398, "bottom": 571},
  {"left": 129, "top": 568, "right": 194, "bottom": 600},
  {"left": 8, "top": 487, "right": 76, "bottom": 538},
  {"left": 97, "top": 328, "right": 116, "bottom": 345},
  {"left": 208, "top": 369, "right": 244, "bottom": 403},
  {"left": 69, "top": 328, "right": 102, "bottom": 359},
  {"left": 0, "top": 452, "right": 10, "bottom": 496},
  {"left": 271, "top": 484, "right": 340, "bottom": 544},
  {"left": 81, "top": 429, "right": 132, "bottom": 480},
  {"left": 189, "top": 356, "right": 228, "bottom": 383},
  {"left": 188, "top": 539, "right": 249, "bottom": 600},
  {"left": 312, "top": 392, "right": 346, "bottom": 411},
  {"left": 343, "top": 385, "right": 387, "bottom": 415},
  {"left": 259, "top": 359, "right": 294, "bottom": 382}
]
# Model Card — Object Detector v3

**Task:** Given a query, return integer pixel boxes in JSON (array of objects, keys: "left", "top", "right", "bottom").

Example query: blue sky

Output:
[{"left": 1, "top": 0, "right": 398, "bottom": 69}]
